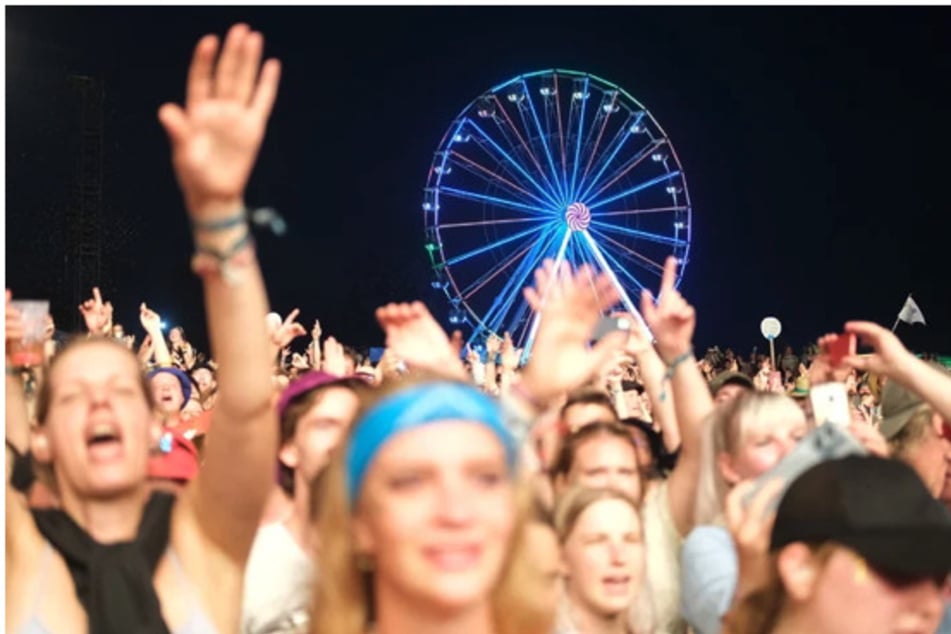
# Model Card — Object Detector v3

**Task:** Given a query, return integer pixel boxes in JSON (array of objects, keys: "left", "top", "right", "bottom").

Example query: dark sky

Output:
[{"left": 6, "top": 6, "right": 951, "bottom": 358}]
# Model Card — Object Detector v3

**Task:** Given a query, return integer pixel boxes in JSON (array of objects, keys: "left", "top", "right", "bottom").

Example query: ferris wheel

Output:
[{"left": 422, "top": 69, "right": 691, "bottom": 353}]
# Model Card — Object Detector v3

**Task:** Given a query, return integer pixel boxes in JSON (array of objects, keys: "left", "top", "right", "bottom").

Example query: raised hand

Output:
[
  {"left": 499, "top": 332, "right": 522, "bottom": 372},
  {"left": 374, "top": 301, "right": 467, "bottom": 381},
  {"left": 158, "top": 23, "right": 281, "bottom": 216},
  {"left": 841, "top": 321, "right": 916, "bottom": 378},
  {"left": 449, "top": 329, "right": 464, "bottom": 358},
  {"left": 139, "top": 303, "right": 163, "bottom": 334},
  {"left": 5, "top": 290, "right": 24, "bottom": 354},
  {"left": 270, "top": 308, "right": 307, "bottom": 350},
  {"left": 321, "top": 336, "right": 348, "bottom": 377},
  {"left": 311, "top": 319, "right": 322, "bottom": 342},
  {"left": 808, "top": 333, "right": 854, "bottom": 385},
  {"left": 520, "top": 260, "right": 626, "bottom": 405},
  {"left": 137, "top": 334, "right": 155, "bottom": 364},
  {"left": 613, "top": 311, "right": 653, "bottom": 358},
  {"left": 725, "top": 478, "right": 785, "bottom": 601},
  {"left": 485, "top": 333, "right": 502, "bottom": 356},
  {"left": 79, "top": 287, "right": 114, "bottom": 335},
  {"left": 640, "top": 256, "right": 694, "bottom": 364}
]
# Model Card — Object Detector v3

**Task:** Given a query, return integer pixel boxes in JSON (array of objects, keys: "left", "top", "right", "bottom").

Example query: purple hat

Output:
[
  {"left": 147, "top": 366, "right": 192, "bottom": 410},
  {"left": 277, "top": 371, "right": 350, "bottom": 419}
]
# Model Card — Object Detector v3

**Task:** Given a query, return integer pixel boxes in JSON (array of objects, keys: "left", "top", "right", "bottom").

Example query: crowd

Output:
[{"left": 5, "top": 23, "right": 950, "bottom": 634}]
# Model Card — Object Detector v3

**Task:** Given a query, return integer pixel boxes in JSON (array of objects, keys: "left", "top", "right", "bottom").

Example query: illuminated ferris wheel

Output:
[{"left": 423, "top": 69, "right": 691, "bottom": 352}]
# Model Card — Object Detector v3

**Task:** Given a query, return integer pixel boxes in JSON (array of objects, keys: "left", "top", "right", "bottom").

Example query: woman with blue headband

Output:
[{"left": 311, "top": 376, "right": 554, "bottom": 634}]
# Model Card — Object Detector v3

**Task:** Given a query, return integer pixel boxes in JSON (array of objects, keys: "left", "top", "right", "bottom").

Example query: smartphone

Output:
[
  {"left": 810, "top": 382, "right": 851, "bottom": 427},
  {"left": 743, "top": 423, "right": 867, "bottom": 510},
  {"left": 824, "top": 333, "right": 856, "bottom": 367},
  {"left": 591, "top": 315, "right": 633, "bottom": 342}
]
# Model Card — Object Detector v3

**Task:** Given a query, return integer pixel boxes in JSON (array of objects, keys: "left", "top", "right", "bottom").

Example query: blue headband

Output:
[{"left": 345, "top": 382, "right": 516, "bottom": 506}]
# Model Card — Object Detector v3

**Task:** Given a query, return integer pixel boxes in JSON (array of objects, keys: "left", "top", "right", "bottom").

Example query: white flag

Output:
[{"left": 898, "top": 295, "right": 926, "bottom": 325}]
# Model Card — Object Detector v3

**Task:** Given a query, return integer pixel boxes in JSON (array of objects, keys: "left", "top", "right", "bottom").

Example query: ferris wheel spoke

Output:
[
  {"left": 589, "top": 220, "right": 685, "bottom": 248},
  {"left": 588, "top": 170, "right": 681, "bottom": 212},
  {"left": 490, "top": 95, "right": 561, "bottom": 202},
  {"left": 465, "top": 119, "right": 561, "bottom": 209},
  {"left": 591, "top": 205, "right": 688, "bottom": 219},
  {"left": 577, "top": 231, "right": 649, "bottom": 325},
  {"left": 444, "top": 223, "right": 547, "bottom": 267},
  {"left": 439, "top": 216, "right": 548, "bottom": 230},
  {"left": 439, "top": 185, "right": 552, "bottom": 217},
  {"left": 518, "top": 81, "right": 568, "bottom": 204},
  {"left": 578, "top": 92, "right": 619, "bottom": 193},
  {"left": 568, "top": 76, "right": 591, "bottom": 201},
  {"left": 575, "top": 111, "right": 642, "bottom": 202},
  {"left": 589, "top": 227, "right": 665, "bottom": 278},
  {"left": 459, "top": 225, "right": 553, "bottom": 300},
  {"left": 551, "top": 73, "right": 570, "bottom": 193},
  {"left": 459, "top": 231, "right": 543, "bottom": 300},
  {"left": 581, "top": 138, "right": 665, "bottom": 204},
  {"left": 448, "top": 151, "right": 556, "bottom": 210},
  {"left": 481, "top": 225, "right": 561, "bottom": 334}
]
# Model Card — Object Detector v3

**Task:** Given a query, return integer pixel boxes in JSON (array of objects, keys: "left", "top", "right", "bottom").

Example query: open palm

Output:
[
  {"left": 158, "top": 24, "right": 281, "bottom": 215},
  {"left": 521, "top": 260, "right": 626, "bottom": 404}
]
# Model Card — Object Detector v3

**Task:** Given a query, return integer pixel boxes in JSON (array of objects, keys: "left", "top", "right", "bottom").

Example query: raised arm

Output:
[
  {"left": 158, "top": 24, "right": 281, "bottom": 561},
  {"left": 620, "top": 315, "right": 681, "bottom": 453},
  {"left": 641, "top": 256, "right": 714, "bottom": 536},
  {"left": 844, "top": 320, "right": 951, "bottom": 421}
]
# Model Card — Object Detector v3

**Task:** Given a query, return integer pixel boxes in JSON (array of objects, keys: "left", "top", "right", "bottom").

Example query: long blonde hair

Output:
[
  {"left": 310, "top": 376, "right": 553, "bottom": 634},
  {"left": 693, "top": 392, "right": 808, "bottom": 526}
]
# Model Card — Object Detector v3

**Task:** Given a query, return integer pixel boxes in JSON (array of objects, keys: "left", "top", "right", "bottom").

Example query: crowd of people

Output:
[{"left": 5, "top": 23, "right": 951, "bottom": 634}]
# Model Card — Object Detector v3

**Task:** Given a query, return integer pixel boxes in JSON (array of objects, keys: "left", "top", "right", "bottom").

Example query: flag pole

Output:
[{"left": 891, "top": 293, "right": 910, "bottom": 332}]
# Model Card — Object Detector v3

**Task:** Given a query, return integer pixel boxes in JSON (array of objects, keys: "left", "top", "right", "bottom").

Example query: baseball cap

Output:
[
  {"left": 770, "top": 455, "right": 951, "bottom": 578},
  {"left": 276, "top": 371, "right": 350, "bottom": 419},
  {"left": 878, "top": 362, "right": 947, "bottom": 440}
]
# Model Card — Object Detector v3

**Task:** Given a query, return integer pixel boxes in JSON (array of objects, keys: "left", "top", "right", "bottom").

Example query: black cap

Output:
[{"left": 771, "top": 456, "right": 951, "bottom": 577}]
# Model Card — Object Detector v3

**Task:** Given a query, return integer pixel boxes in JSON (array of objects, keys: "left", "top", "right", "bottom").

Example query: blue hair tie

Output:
[{"left": 345, "top": 382, "right": 516, "bottom": 506}]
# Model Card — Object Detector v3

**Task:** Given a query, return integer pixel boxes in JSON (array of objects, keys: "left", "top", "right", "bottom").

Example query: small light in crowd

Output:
[
  {"left": 422, "top": 202, "right": 433, "bottom": 211},
  {"left": 159, "top": 321, "right": 168, "bottom": 331}
]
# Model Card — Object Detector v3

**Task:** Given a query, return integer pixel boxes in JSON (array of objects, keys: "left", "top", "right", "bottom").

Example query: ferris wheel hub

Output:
[{"left": 565, "top": 202, "right": 591, "bottom": 231}]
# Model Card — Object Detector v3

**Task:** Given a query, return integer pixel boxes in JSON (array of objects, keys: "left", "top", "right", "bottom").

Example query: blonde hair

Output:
[
  {"left": 310, "top": 376, "right": 553, "bottom": 634},
  {"left": 693, "top": 392, "right": 808, "bottom": 526}
]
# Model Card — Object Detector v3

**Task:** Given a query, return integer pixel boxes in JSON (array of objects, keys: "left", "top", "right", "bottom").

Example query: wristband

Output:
[{"left": 659, "top": 347, "right": 694, "bottom": 402}]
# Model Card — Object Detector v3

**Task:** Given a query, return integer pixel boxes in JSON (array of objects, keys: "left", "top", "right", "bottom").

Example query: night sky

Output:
[{"left": 6, "top": 6, "right": 951, "bottom": 359}]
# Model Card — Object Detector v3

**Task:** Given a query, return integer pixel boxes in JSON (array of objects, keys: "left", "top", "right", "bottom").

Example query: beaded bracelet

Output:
[{"left": 190, "top": 206, "right": 286, "bottom": 286}]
